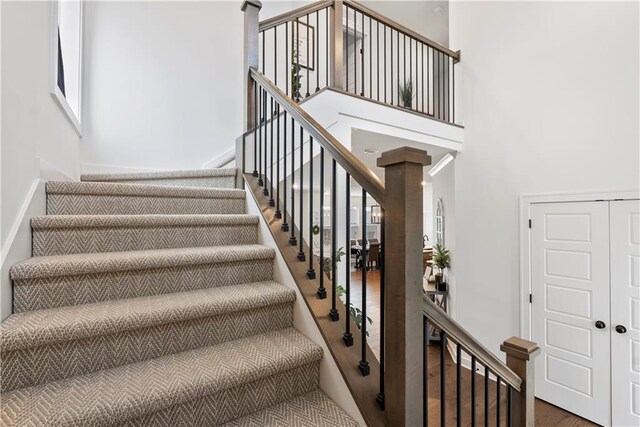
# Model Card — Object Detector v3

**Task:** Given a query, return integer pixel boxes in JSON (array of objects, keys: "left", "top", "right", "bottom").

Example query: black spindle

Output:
[
  {"left": 305, "top": 14, "right": 310, "bottom": 97},
  {"left": 329, "top": 159, "right": 339, "bottom": 321},
  {"left": 507, "top": 385, "right": 513, "bottom": 427},
  {"left": 297, "top": 125, "right": 305, "bottom": 261},
  {"left": 258, "top": 87, "right": 263, "bottom": 186},
  {"left": 377, "top": 209, "right": 385, "bottom": 410},
  {"left": 471, "top": 356, "right": 477, "bottom": 427},
  {"left": 440, "top": 331, "right": 446, "bottom": 427},
  {"left": 289, "top": 117, "right": 296, "bottom": 245},
  {"left": 497, "top": 377, "right": 501, "bottom": 427},
  {"left": 317, "top": 147, "right": 326, "bottom": 298},
  {"left": 275, "top": 103, "right": 281, "bottom": 218},
  {"left": 484, "top": 366, "right": 490, "bottom": 427},
  {"left": 281, "top": 111, "right": 289, "bottom": 231},
  {"left": 456, "top": 344, "right": 462, "bottom": 427},
  {"left": 268, "top": 96, "right": 274, "bottom": 204},
  {"left": 315, "top": 10, "right": 320, "bottom": 92},
  {"left": 252, "top": 80, "right": 258, "bottom": 177},
  {"left": 422, "top": 316, "right": 427, "bottom": 426},
  {"left": 342, "top": 173, "right": 352, "bottom": 335},
  {"left": 358, "top": 188, "right": 370, "bottom": 376},
  {"left": 262, "top": 91, "right": 268, "bottom": 196},
  {"left": 307, "top": 137, "right": 315, "bottom": 278}
]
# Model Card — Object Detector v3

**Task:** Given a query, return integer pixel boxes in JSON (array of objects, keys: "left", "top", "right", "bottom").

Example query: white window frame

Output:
[{"left": 50, "top": 0, "right": 84, "bottom": 135}]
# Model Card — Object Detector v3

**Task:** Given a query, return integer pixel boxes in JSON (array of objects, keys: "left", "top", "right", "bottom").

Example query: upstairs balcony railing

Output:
[
  {"left": 241, "top": 2, "right": 538, "bottom": 426},
  {"left": 256, "top": 0, "right": 460, "bottom": 124}
]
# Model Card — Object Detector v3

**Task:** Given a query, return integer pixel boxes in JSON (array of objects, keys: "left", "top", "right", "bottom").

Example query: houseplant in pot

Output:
[
  {"left": 398, "top": 80, "right": 413, "bottom": 109},
  {"left": 432, "top": 243, "right": 450, "bottom": 291}
]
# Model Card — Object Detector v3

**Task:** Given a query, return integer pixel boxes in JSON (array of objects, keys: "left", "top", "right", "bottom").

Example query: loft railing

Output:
[
  {"left": 256, "top": 0, "right": 460, "bottom": 123},
  {"left": 241, "top": 2, "right": 538, "bottom": 426}
]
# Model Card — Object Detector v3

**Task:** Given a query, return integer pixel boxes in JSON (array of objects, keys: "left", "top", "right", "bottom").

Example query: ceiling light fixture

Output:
[
  {"left": 363, "top": 148, "right": 380, "bottom": 155},
  {"left": 428, "top": 153, "right": 456, "bottom": 177}
]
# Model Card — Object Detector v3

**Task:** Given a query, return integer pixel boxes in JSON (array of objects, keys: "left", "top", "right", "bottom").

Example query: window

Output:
[{"left": 51, "top": 0, "right": 83, "bottom": 133}]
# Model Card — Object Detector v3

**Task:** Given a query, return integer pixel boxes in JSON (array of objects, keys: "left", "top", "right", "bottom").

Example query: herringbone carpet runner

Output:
[{"left": 0, "top": 169, "right": 359, "bottom": 426}]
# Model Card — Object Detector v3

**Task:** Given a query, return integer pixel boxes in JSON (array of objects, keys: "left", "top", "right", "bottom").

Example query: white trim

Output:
[
  {"left": 81, "top": 162, "right": 161, "bottom": 175},
  {"left": 518, "top": 188, "right": 640, "bottom": 340},
  {"left": 50, "top": 0, "right": 84, "bottom": 136},
  {"left": 202, "top": 146, "right": 236, "bottom": 169}
]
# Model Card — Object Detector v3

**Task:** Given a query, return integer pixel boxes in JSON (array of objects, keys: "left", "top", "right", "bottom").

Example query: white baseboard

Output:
[
  {"left": 0, "top": 179, "right": 46, "bottom": 321},
  {"left": 81, "top": 163, "right": 162, "bottom": 175},
  {"left": 202, "top": 146, "right": 236, "bottom": 169}
]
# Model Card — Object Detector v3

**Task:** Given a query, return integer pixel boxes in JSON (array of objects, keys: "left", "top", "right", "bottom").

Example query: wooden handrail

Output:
[
  {"left": 259, "top": 0, "right": 334, "bottom": 32},
  {"left": 250, "top": 67, "right": 386, "bottom": 205},
  {"left": 423, "top": 296, "right": 523, "bottom": 391},
  {"left": 343, "top": 0, "right": 460, "bottom": 61}
]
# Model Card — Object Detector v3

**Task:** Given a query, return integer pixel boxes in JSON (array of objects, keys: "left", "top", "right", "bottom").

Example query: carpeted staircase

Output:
[{"left": 0, "top": 169, "right": 359, "bottom": 426}]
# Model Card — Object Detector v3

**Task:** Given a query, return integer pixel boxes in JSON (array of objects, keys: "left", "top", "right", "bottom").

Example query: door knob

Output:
[
  {"left": 615, "top": 325, "right": 627, "bottom": 334},
  {"left": 595, "top": 320, "right": 606, "bottom": 329}
]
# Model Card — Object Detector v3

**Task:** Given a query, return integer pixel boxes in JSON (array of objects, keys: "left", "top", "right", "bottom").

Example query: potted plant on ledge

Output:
[{"left": 432, "top": 243, "right": 450, "bottom": 292}]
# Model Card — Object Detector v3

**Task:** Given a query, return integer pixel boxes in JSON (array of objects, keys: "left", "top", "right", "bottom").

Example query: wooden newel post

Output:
[
  {"left": 241, "top": 0, "right": 262, "bottom": 132},
  {"left": 377, "top": 147, "right": 431, "bottom": 427},
  {"left": 501, "top": 337, "right": 540, "bottom": 427},
  {"left": 330, "top": 0, "right": 344, "bottom": 90}
]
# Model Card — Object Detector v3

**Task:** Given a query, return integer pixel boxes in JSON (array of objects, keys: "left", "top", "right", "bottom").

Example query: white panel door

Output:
[
  {"left": 611, "top": 200, "right": 640, "bottom": 427},
  {"left": 531, "top": 202, "right": 611, "bottom": 425}
]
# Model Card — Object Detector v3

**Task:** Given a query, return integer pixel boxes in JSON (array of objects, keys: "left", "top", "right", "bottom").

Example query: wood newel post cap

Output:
[
  {"left": 241, "top": 0, "right": 262, "bottom": 11},
  {"left": 500, "top": 336, "right": 540, "bottom": 361},
  {"left": 376, "top": 146, "right": 432, "bottom": 168}
]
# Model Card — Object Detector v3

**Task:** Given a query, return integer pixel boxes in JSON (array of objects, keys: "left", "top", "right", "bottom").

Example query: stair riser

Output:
[
  {"left": 14, "top": 259, "right": 274, "bottom": 312},
  {"left": 32, "top": 224, "right": 258, "bottom": 256},
  {"left": 124, "top": 363, "right": 319, "bottom": 427},
  {"left": 47, "top": 194, "right": 245, "bottom": 215},
  {"left": 1, "top": 303, "right": 293, "bottom": 391},
  {"left": 86, "top": 176, "right": 236, "bottom": 189}
]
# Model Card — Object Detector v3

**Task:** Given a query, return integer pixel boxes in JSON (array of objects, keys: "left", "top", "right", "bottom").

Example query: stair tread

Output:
[
  {"left": 47, "top": 180, "right": 245, "bottom": 198},
  {"left": 81, "top": 168, "right": 236, "bottom": 182},
  {"left": 1, "top": 281, "right": 295, "bottom": 352},
  {"left": 221, "top": 390, "right": 359, "bottom": 427},
  {"left": 11, "top": 244, "right": 274, "bottom": 280},
  {"left": 31, "top": 214, "right": 259, "bottom": 229},
  {"left": 0, "top": 328, "right": 322, "bottom": 427}
]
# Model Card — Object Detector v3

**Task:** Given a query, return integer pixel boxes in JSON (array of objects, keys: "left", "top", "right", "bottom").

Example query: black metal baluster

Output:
[
  {"left": 390, "top": 28, "right": 393, "bottom": 104},
  {"left": 316, "top": 10, "right": 320, "bottom": 92},
  {"left": 452, "top": 57, "right": 455, "bottom": 124},
  {"left": 281, "top": 110, "right": 289, "bottom": 231},
  {"left": 253, "top": 80, "right": 258, "bottom": 177},
  {"left": 360, "top": 9, "right": 364, "bottom": 96},
  {"left": 289, "top": 116, "right": 297, "bottom": 245},
  {"left": 325, "top": 8, "right": 329, "bottom": 88},
  {"left": 316, "top": 147, "right": 326, "bottom": 298},
  {"left": 341, "top": 172, "right": 351, "bottom": 331},
  {"left": 345, "top": 6, "right": 349, "bottom": 92},
  {"left": 329, "top": 159, "right": 339, "bottom": 321},
  {"left": 396, "top": 30, "right": 400, "bottom": 105},
  {"left": 376, "top": 20, "right": 379, "bottom": 101},
  {"left": 485, "top": 366, "right": 490, "bottom": 427},
  {"left": 358, "top": 188, "right": 370, "bottom": 377},
  {"left": 354, "top": 9, "right": 357, "bottom": 95},
  {"left": 275, "top": 103, "right": 281, "bottom": 218},
  {"left": 409, "top": 36, "right": 412, "bottom": 109},
  {"left": 507, "top": 385, "right": 512, "bottom": 427},
  {"left": 422, "top": 44, "right": 425, "bottom": 113},
  {"left": 286, "top": 22, "right": 289, "bottom": 98},
  {"left": 297, "top": 125, "right": 305, "bottom": 261},
  {"left": 305, "top": 14, "right": 310, "bottom": 97},
  {"left": 440, "top": 331, "right": 447, "bottom": 427},
  {"left": 268, "top": 96, "right": 274, "bottom": 204},
  {"left": 431, "top": 48, "right": 435, "bottom": 117},
  {"left": 383, "top": 24, "right": 387, "bottom": 103},
  {"left": 377, "top": 209, "right": 385, "bottom": 409},
  {"left": 263, "top": 91, "right": 268, "bottom": 196},
  {"left": 258, "top": 87, "right": 263, "bottom": 186},
  {"left": 439, "top": 51, "right": 444, "bottom": 120},
  {"left": 403, "top": 34, "right": 407, "bottom": 102},
  {"left": 423, "top": 316, "right": 427, "bottom": 426},
  {"left": 369, "top": 15, "right": 372, "bottom": 98},
  {"left": 471, "top": 356, "right": 477, "bottom": 427},
  {"left": 295, "top": 17, "right": 301, "bottom": 102},
  {"left": 496, "top": 377, "right": 501, "bottom": 427},
  {"left": 456, "top": 344, "right": 462, "bottom": 427},
  {"left": 307, "top": 136, "right": 315, "bottom": 278}
]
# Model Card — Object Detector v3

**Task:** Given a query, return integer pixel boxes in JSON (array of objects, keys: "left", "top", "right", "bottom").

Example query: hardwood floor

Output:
[{"left": 346, "top": 266, "right": 598, "bottom": 427}]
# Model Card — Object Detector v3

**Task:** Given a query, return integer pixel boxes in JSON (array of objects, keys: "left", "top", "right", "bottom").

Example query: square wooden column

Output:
[
  {"left": 377, "top": 147, "right": 431, "bottom": 426},
  {"left": 501, "top": 336, "right": 540, "bottom": 427}
]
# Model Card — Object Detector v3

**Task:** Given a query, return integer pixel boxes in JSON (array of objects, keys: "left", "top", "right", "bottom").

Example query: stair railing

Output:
[
  {"left": 254, "top": 0, "right": 460, "bottom": 124},
  {"left": 241, "top": 2, "right": 538, "bottom": 426}
]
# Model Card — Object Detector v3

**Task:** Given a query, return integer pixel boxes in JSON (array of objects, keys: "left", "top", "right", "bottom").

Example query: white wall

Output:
[
  {"left": 431, "top": 161, "right": 454, "bottom": 314},
  {"left": 1, "top": 0, "right": 82, "bottom": 319},
  {"left": 450, "top": 1, "right": 639, "bottom": 354}
]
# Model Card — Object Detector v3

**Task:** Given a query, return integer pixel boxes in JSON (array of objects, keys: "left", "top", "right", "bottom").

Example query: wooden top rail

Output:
[
  {"left": 423, "top": 296, "right": 523, "bottom": 391},
  {"left": 343, "top": 0, "right": 460, "bottom": 61},
  {"left": 250, "top": 67, "right": 386, "bottom": 205},
  {"left": 259, "top": 0, "right": 333, "bottom": 32}
]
